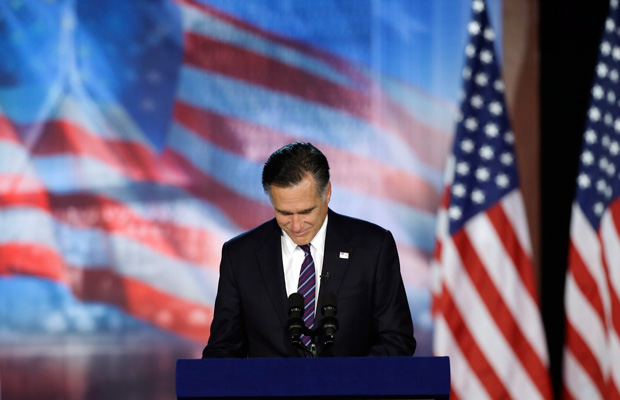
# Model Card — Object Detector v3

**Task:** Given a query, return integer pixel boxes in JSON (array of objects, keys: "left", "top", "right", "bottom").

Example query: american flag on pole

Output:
[
  {"left": 431, "top": 0, "right": 553, "bottom": 399},
  {"left": 563, "top": 1, "right": 620, "bottom": 399}
]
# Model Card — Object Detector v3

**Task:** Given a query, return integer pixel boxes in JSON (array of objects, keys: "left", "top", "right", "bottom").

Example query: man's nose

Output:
[{"left": 291, "top": 215, "right": 303, "bottom": 232}]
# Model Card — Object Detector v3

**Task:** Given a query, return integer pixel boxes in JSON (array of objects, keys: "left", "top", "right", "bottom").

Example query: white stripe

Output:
[
  {"left": 441, "top": 234, "right": 543, "bottom": 399},
  {"left": 601, "top": 208, "right": 620, "bottom": 393},
  {"left": 179, "top": 2, "right": 358, "bottom": 90},
  {"left": 570, "top": 203, "right": 611, "bottom": 313},
  {"left": 175, "top": 66, "right": 444, "bottom": 187},
  {"left": 433, "top": 315, "right": 491, "bottom": 400},
  {"left": 465, "top": 205, "right": 549, "bottom": 364},
  {"left": 563, "top": 348, "right": 604, "bottom": 400},
  {"left": 564, "top": 272, "right": 608, "bottom": 376},
  {"left": 0, "top": 208, "right": 58, "bottom": 248},
  {"left": 501, "top": 190, "right": 533, "bottom": 257}
]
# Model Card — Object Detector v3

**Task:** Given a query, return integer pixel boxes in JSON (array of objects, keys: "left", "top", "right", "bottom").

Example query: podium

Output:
[{"left": 176, "top": 356, "right": 450, "bottom": 399}]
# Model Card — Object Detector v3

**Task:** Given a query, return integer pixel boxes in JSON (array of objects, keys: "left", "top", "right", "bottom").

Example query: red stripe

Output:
[
  {"left": 608, "top": 381, "right": 620, "bottom": 400},
  {"left": 0, "top": 188, "right": 225, "bottom": 268},
  {"left": 564, "top": 319, "right": 606, "bottom": 397},
  {"left": 452, "top": 228, "right": 553, "bottom": 398},
  {"left": 607, "top": 200, "right": 620, "bottom": 340},
  {"left": 175, "top": 0, "right": 373, "bottom": 89},
  {"left": 439, "top": 285, "right": 508, "bottom": 399},
  {"left": 486, "top": 203, "right": 539, "bottom": 303},
  {"left": 0, "top": 116, "right": 19, "bottom": 141},
  {"left": 568, "top": 240, "right": 607, "bottom": 324},
  {"left": 173, "top": 101, "right": 440, "bottom": 211},
  {"left": 71, "top": 266, "right": 213, "bottom": 343},
  {"left": 562, "top": 384, "right": 578, "bottom": 400},
  {"left": 182, "top": 33, "right": 450, "bottom": 170},
  {"left": 30, "top": 120, "right": 165, "bottom": 182},
  {"left": 0, "top": 243, "right": 66, "bottom": 281}
]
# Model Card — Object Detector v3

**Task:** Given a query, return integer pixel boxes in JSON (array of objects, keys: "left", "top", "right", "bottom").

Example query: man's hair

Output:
[{"left": 262, "top": 142, "right": 330, "bottom": 199}]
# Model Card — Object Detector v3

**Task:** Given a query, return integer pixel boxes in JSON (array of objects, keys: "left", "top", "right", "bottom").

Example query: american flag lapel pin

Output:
[{"left": 339, "top": 252, "right": 349, "bottom": 259}]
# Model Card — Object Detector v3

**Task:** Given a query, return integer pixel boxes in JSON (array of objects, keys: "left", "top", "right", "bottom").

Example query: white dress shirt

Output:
[{"left": 281, "top": 215, "right": 328, "bottom": 305}]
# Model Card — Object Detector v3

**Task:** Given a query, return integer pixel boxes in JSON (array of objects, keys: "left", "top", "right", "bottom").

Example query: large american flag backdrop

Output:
[
  {"left": 563, "top": 0, "right": 620, "bottom": 399},
  {"left": 0, "top": 0, "right": 499, "bottom": 398},
  {"left": 431, "top": 1, "right": 552, "bottom": 399}
]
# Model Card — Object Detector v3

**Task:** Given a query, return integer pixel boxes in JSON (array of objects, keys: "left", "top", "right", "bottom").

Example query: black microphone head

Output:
[
  {"left": 320, "top": 291, "right": 337, "bottom": 316},
  {"left": 288, "top": 293, "right": 304, "bottom": 316}
]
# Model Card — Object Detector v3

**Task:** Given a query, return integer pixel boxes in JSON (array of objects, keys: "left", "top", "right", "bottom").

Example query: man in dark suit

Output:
[{"left": 203, "top": 142, "right": 415, "bottom": 358}]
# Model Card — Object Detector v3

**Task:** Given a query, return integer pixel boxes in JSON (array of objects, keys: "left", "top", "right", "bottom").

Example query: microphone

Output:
[
  {"left": 287, "top": 293, "right": 305, "bottom": 345},
  {"left": 319, "top": 291, "right": 338, "bottom": 348}
]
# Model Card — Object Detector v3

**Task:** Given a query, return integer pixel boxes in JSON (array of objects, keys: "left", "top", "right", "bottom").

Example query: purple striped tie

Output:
[{"left": 297, "top": 244, "right": 316, "bottom": 346}]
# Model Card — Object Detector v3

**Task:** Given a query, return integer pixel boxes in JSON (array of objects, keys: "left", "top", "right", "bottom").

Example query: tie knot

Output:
[{"left": 300, "top": 244, "right": 311, "bottom": 255}]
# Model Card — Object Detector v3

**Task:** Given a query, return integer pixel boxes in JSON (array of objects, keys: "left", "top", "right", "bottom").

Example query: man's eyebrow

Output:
[{"left": 275, "top": 206, "right": 316, "bottom": 215}]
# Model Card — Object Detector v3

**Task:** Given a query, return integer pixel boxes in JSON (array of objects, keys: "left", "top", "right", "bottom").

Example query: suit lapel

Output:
[
  {"left": 257, "top": 220, "right": 288, "bottom": 327},
  {"left": 320, "top": 210, "right": 353, "bottom": 299}
]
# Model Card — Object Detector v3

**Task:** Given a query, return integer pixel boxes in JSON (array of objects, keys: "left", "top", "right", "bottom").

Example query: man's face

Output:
[{"left": 270, "top": 174, "right": 331, "bottom": 246}]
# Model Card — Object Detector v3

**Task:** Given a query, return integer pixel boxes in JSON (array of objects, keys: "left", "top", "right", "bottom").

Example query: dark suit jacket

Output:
[{"left": 202, "top": 209, "right": 416, "bottom": 358}]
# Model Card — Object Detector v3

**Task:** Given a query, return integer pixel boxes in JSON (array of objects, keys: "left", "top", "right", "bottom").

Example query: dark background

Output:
[{"left": 539, "top": 0, "right": 609, "bottom": 397}]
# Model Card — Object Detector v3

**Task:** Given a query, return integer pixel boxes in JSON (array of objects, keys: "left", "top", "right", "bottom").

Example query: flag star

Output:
[
  {"left": 471, "top": 94, "right": 484, "bottom": 108},
  {"left": 597, "top": 179, "right": 607, "bottom": 193},
  {"left": 461, "top": 139, "right": 475, "bottom": 153},
  {"left": 597, "top": 62, "right": 609, "bottom": 78},
  {"left": 476, "top": 167, "right": 490, "bottom": 181},
  {"left": 485, "top": 123, "right": 499, "bottom": 137},
  {"left": 606, "top": 18, "right": 616, "bottom": 33},
  {"left": 452, "top": 183, "right": 467, "bottom": 197},
  {"left": 479, "top": 145, "right": 494, "bottom": 160},
  {"left": 463, "top": 67, "right": 472, "bottom": 79},
  {"left": 605, "top": 113, "right": 614, "bottom": 126},
  {"left": 468, "top": 21, "right": 481, "bottom": 35},
  {"left": 472, "top": 0, "right": 485, "bottom": 12},
  {"left": 494, "top": 80, "right": 504, "bottom": 92},
  {"left": 592, "top": 85, "right": 604, "bottom": 99},
  {"left": 504, "top": 131, "right": 515, "bottom": 144},
  {"left": 581, "top": 150, "right": 594, "bottom": 165},
  {"left": 585, "top": 129, "right": 597, "bottom": 143},
  {"left": 448, "top": 206, "right": 462, "bottom": 220},
  {"left": 613, "top": 46, "right": 620, "bottom": 60},
  {"left": 610, "top": 141, "right": 619, "bottom": 155},
  {"left": 601, "top": 41, "right": 612, "bottom": 55},
  {"left": 615, "top": 119, "right": 620, "bottom": 133},
  {"left": 594, "top": 202, "right": 605, "bottom": 215},
  {"left": 465, "top": 117, "right": 478, "bottom": 131},
  {"left": 607, "top": 163, "right": 616, "bottom": 176},
  {"left": 456, "top": 161, "right": 470, "bottom": 175},
  {"left": 589, "top": 106, "right": 601, "bottom": 121},
  {"left": 606, "top": 186, "right": 613, "bottom": 199},
  {"left": 471, "top": 189, "right": 485, "bottom": 204},
  {"left": 500, "top": 152, "right": 514, "bottom": 165},
  {"left": 613, "top": 0, "right": 619, "bottom": 8},
  {"left": 480, "top": 50, "right": 493, "bottom": 63},
  {"left": 600, "top": 157, "right": 609, "bottom": 171},
  {"left": 602, "top": 135, "right": 611, "bottom": 148},
  {"left": 483, "top": 28, "right": 495, "bottom": 41},
  {"left": 578, "top": 173, "right": 591, "bottom": 188},
  {"left": 466, "top": 44, "right": 477, "bottom": 57},
  {"left": 475, "top": 73, "right": 489, "bottom": 86},
  {"left": 496, "top": 174, "right": 510, "bottom": 188},
  {"left": 489, "top": 101, "right": 503, "bottom": 115},
  {"left": 611, "top": 70, "right": 620, "bottom": 82},
  {"left": 608, "top": 90, "right": 616, "bottom": 103}
]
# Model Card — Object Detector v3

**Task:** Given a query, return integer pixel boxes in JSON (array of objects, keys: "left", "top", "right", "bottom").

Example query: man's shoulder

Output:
[
  {"left": 225, "top": 218, "right": 279, "bottom": 248},
  {"left": 328, "top": 210, "right": 389, "bottom": 239}
]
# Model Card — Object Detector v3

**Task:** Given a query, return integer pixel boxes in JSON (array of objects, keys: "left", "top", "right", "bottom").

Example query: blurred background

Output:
[{"left": 0, "top": 0, "right": 611, "bottom": 399}]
